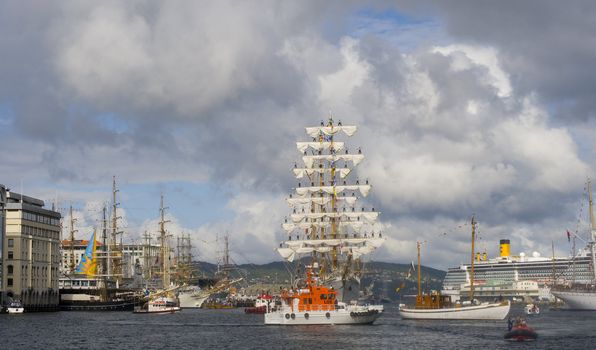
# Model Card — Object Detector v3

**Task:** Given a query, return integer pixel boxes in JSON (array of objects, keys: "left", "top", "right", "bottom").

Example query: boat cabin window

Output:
[{"left": 321, "top": 294, "right": 327, "bottom": 300}]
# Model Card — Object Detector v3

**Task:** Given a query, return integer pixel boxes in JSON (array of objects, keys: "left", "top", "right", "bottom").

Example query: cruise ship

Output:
[{"left": 442, "top": 239, "right": 593, "bottom": 301}]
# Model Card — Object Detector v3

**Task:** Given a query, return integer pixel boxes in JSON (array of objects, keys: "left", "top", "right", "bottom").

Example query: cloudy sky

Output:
[{"left": 2, "top": 0, "right": 596, "bottom": 268}]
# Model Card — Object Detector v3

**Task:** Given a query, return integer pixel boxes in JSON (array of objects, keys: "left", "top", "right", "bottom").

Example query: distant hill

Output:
[{"left": 190, "top": 260, "right": 446, "bottom": 302}]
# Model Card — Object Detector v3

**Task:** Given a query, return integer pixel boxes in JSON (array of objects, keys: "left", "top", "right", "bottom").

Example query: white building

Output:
[{"left": 2, "top": 190, "right": 61, "bottom": 311}]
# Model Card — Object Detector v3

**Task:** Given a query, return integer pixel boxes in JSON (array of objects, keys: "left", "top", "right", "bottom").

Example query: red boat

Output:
[
  {"left": 504, "top": 320, "right": 538, "bottom": 342},
  {"left": 244, "top": 294, "right": 273, "bottom": 314}
]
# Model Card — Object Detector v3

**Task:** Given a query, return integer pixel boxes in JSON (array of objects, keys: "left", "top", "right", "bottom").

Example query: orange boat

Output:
[{"left": 264, "top": 264, "right": 383, "bottom": 325}]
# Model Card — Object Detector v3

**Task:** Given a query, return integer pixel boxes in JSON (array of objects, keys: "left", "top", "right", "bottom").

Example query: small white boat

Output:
[
  {"left": 134, "top": 295, "right": 181, "bottom": 314},
  {"left": 7, "top": 300, "right": 24, "bottom": 314},
  {"left": 525, "top": 303, "right": 540, "bottom": 315}
]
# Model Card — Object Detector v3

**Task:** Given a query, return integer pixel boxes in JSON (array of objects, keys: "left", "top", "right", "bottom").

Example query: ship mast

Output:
[
  {"left": 159, "top": 194, "right": 171, "bottom": 288},
  {"left": 417, "top": 241, "right": 422, "bottom": 299},
  {"left": 551, "top": 240, "right": 556, "bottom": 286},
  {"left": 101, "top": 205, "right": 108, "bottom": 276},
  {"left": 588, "top": 180, "right": 596, "bottom": 282},
  {"left": 110, "top": 176, "right": 123, "bottom": 283},
  {"left": 469, "top": 215, "right": 476, "bottom": 301},
  {"left": 69, "top": 205, "right": 78, "bottom": 274}
]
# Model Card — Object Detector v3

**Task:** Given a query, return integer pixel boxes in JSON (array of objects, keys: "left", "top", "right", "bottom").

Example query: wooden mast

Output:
[
  {"left": 159, "top": 194, "right": 171, "bottom": 288},
  {"left": 551, "top": 240, "right": 556, "bottom": 286},
  {"left": 417, "top": 241, "right": 422, "bottom": 299},
  {"left": 69, "top": 205, "right": 77, "bottom": 274},
  {"left": 588, "top": 180, "right": 596, "bottom": 282},
  {"left": 469, "top": 215, "right": 476, "bottom": 302}
]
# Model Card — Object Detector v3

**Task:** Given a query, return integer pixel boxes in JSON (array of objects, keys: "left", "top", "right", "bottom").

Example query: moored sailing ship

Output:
[
  {"left": 59, "top": 179, "right": 139, "bottom": 311},
  {"left": 134, "top": 195, "right": 181, "bottom": 314},
  {"left": 551, "top": 180, "right": 596, "bottom": 310}
]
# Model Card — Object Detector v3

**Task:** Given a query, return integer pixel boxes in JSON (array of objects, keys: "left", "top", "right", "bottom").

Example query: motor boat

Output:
[
  {"left": 525, "top": 303, "right": 540, "bottom": 315},
  {"left": 7, "top": 300, "right": 24, "bottom": 314},
  {"left": 504, "top": 319, "right": 538, "bottom": 342}
]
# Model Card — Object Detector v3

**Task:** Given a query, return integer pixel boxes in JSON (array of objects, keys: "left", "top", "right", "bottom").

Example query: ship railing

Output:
[{"left": 297, "top": 304, "right": 335, "bottom": 312}]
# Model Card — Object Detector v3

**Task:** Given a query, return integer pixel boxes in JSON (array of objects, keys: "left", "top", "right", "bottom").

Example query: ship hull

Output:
[
  {"left": 60, "top": 300, "right": 136, "bottom": 311},
  {"left": 399, "top": 301, "right": 510, "bottom": 320},
  {"left": 7, "top": 307, "right": 24, "bottom": 314},
  {"left": 329, "top": 276, "right": 361, "bottom": 303},
  {"left": 551, "top": 290, "right": 596, "bottom": 310},
  {"left": 178, "top": 288, "right": 210, "bottom": 309},
  {"left": 265, "top": 306, "right": 382, "bottom": 325}
]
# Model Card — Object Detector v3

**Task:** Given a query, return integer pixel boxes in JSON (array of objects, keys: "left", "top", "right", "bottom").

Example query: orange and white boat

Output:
[{"left": 264, "top": 264, "right": 383, "bottom": 325}]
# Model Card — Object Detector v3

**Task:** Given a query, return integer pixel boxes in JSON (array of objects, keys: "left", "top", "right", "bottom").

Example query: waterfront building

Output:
[{"left": 1, "top": 190, "right": 61, "bottom": 311}]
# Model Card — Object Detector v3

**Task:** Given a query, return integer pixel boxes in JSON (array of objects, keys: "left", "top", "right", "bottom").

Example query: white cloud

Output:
[{"left": 2, "top": 2, "right": 594, "bottom": 269}]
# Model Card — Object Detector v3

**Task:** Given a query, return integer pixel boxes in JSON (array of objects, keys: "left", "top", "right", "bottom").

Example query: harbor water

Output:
[{"left": 1, "top": 304, "right": 594, "bottom": 349}]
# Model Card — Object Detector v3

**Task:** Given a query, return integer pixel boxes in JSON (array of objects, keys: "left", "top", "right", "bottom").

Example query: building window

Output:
[
  {"left": 7, "top": 265, "right": 13, "bottom": 274},
  {"left": 7, "top": 278, "right": 13, "bottom": 287},
  {"left": 8, "top": 238, "right": 14, "bottom": 247},
  {"left": 7, "top": 251, "right": 13, "bottom": 259}
]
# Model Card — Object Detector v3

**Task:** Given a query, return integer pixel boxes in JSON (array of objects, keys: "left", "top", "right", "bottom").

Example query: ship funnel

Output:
[{"left": 499, "top": 239, "right": 510, "bottom": 257}]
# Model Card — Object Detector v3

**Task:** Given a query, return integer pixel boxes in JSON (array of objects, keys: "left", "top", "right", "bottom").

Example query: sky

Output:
[{"left": 1, "top": 0, "right": 596, "bottom": 269}]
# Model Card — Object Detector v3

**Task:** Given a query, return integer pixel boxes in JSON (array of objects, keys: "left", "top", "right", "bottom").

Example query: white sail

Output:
[
  {"left": 293, "top": 168, "right": 351, "bottom": 179},
  {"left": 295, "top": 185, "right": 371, "bottom": 197},
  {"left": 277, "top": 237, "right": 385, "bottom": 262},
  {"left": 289, "top": 211, "right": 379, "bottom": 223},
  {"left": 302, "top": 154, "right": 364, "bottom": 168},
  {"left": 282, "top": 220, "right": 364, "bottom": 233},
  {"left": 296, "top": 142, "right": 344, "bottom": 153},
  {"left": 286, "top": 196, "right": 358, "bottom": 206},
  {"left": 305, "top": 125, "right": 358, "bottom": 137},
  {"left": 277, "top": 248, "right": 297, "bottom": 262}
]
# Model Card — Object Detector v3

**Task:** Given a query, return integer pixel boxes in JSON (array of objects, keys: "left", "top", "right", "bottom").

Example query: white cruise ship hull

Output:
[
  {"left": 265, "top": 306, "right": 383, "bottom": 325},
  {"left": 399, "top": 301, "right": 510, "bottom": 320},
  {"left": 551, "top": 290, "right": 596, "bottom": 310}
]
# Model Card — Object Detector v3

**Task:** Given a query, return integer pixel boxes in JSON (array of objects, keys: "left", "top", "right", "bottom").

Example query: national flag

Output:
[
  {"left": 75, "top": 231, "right": 97, "bottom": 276},
  {"left": 567, "top": 230, "right": 571, "bottom": 242}
]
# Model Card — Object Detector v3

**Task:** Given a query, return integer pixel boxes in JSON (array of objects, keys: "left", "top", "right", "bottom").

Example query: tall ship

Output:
[
  {"left": 265, "top": 118, "right": 384, "bottom": 325},
  {"left": 399, "top": 216, "right": 511, "bottom": 320},
  {"left": 276, "top": 118, "right": 385, "bottom": 303},
  {"left": 178, "top": 233, "right": 243, "bottom": 308},
  {"left": 551, "top": 180, "right": 596, "bottom": 310},
  {"left": 59, "top": 179, "right": 139, "bottom": 311},
  {"left": 134, "top": 195, "right": 181, "bottom": 314}
]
